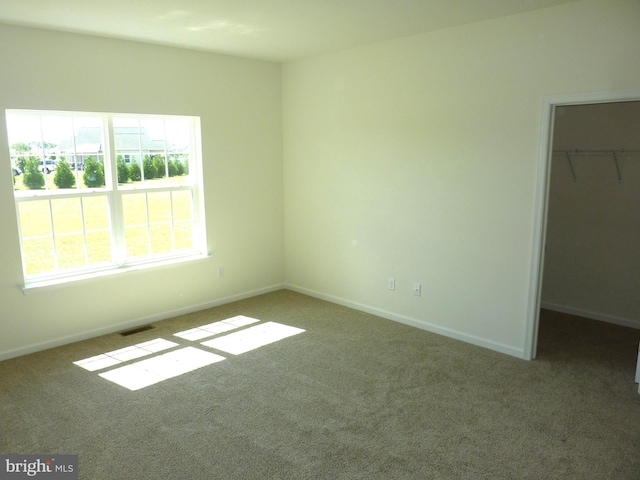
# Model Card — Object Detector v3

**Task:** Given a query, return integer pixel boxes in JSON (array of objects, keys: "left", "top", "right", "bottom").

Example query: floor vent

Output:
[{"left": 120, "top": 325, "right": 155, "bottom": 336}]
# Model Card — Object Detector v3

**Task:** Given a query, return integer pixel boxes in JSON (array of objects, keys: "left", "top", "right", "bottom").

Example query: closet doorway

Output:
[
  {"left": 540, "top": 100, "right": 640, "bottom": 326},
  {"left": 526, "top": 91, "right": 640, "bottom": 362}
]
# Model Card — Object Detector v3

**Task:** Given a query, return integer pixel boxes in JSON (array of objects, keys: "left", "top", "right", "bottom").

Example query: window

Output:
[{"left": 6, "top": 110, "right": 207, "bottom": 287}]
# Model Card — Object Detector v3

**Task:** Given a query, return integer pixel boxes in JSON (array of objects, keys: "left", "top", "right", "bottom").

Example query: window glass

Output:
[
  {"left": 8, "top": 113, "right": 106, "bottom": 191},
  {"left": 18, "top": 200, "right": 55, "bottom": 276},
  {"left": 7, "top": 110, "right": 205, "bottom": 285},
  {"left": 114, "top": 117, "right": 191, "bottom": 187}
]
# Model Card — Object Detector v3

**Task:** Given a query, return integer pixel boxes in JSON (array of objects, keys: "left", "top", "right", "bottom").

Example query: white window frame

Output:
[{"left": 8, "top": 110, "right": 208, "bottom": 291}]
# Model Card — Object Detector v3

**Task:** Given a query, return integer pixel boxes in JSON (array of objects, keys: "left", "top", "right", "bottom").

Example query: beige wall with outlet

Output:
[{"left": 282, "top": 0, "right": 640, "bottom": 357}]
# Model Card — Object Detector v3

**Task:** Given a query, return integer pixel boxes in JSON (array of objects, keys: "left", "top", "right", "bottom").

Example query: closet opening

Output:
[{"left": 526, "top": 91, "right": 640, "bottom": 368}]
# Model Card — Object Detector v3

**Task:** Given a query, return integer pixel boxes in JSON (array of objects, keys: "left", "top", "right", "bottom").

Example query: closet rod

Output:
[{"left": 552, "top": 149, "right": 640, "bottom": 157}]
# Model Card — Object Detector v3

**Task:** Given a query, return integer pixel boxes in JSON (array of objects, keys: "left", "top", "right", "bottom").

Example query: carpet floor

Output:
[{"left": 1, "top": 290, "right": 639, "bottom": 479}]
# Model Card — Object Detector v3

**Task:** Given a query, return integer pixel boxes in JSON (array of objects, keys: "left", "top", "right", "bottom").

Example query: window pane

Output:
[
  {"left": 147, "top": 191, "right": 171, "bottom": 223},
  {"left": 51, "top": 198, "right": 82, "bottom": 233},
  {"left": 83, "top": 196, "right": 112, "bottom": 267},
  {"left": 64, "top": 117, "right": 106, "bottom": 189},
  {"left": 165, "top": 119, "right": 192, "bottom": 186},
  {"left": 140, "top": 119, "right": 167, "bottom": 184},
  {"left": 22, "top": 237, "right": 55, "bottom": 276},
  {"left": 83, "top": 196, "right": 111, "bottom": 230},
  {"left": 82, "top": 156, "right": 106, "bottom": 188},
  {"left": 125, "top": 226, "right": 149, "bottom": 259},
  {"left": 150, "top": 224, "right": 173, "bottom": 255},
  {"left": 56, "top": 233, "right": 86, "bottom": 271},
  {"left": 114, "top": 117, "right": 192, "bottom": 188},
  {"left": 123, "top": 193, "right": 150, "bottom": 259},
  {"left": 51, "top": 198, "right": 85, "bottom": 271},
  {"left": 172, "top": 190, "right": 193, "bottom": 222},
  {"left": 8, "top": 110, "right": 204, "bottom": 284},
  {"left": 18, "top": 200, "right": 55, "bottom": 276},
  {"left": 41, "top": 116, "right": 75, "bottom": 190},
  {"left": 86, "top": 231, "right": 113, "bottom": 265},
  {"left": 172, "top": 191, "right": 193, "bottom": 251},
  {"left": 122, "top": 190, "right": 195, "bottom": 259},
  {"left": 7, "top": 114, "right": 55, "bottom": 191},
  {"left": 148, "top": 191, "right": 171, "bottom": 255},
  {"left": 114, "top": 118, "right": 143, "bottom": 186},
  {"left": 122, "top": 193, "right": 148, "bottom": 225},
  {"left": 17, "top": 195, "right": 114, "bottom": 277},
  {"left": 18, "top": 200, "right": 52, "bottom": 238},
  {"left": 7, "top": 113, "right": 106, "bottom": 191},
  {"left": 174, "top": 222, "right": 193, "bottom": 251}
]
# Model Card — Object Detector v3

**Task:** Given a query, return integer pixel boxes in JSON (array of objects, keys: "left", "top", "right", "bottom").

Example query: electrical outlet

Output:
[
  {"left": 413, "top": 283, "right": 421, "bottom": 296},
  {"left": 388, "top": 277, "right": 395, "bottom": 290}
]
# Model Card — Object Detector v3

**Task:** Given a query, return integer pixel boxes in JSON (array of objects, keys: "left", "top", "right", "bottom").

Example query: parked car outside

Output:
[{"left": 40, "top": 159, "right": 57, "bottom": 174}]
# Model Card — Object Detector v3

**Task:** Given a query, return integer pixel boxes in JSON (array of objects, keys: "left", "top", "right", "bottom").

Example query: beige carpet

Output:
[{"left": 1, "top": 290, "right": 639, "bottom": 479}]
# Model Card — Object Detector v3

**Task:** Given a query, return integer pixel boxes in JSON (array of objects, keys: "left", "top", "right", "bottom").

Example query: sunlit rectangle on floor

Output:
[
  {"left": 98, "top": 347, "right": 225, "bottom": 391},
  {"left": 201, "top": 322, "right": 305, "bottom": 355},
  {"left": 74, "top": 338, "right": 179, "bottom": 371},
  {"left": 173, "top": 315, "right": 260, "bottom": 341}
]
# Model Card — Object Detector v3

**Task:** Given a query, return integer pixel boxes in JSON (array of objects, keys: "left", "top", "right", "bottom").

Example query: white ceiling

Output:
[{"left": 0, "top": 0, "right": 577, "bottom": 62}]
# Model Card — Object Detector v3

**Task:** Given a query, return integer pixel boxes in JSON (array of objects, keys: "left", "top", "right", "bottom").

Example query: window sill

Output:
[{"left": 22, "top": 253, "right": 210, "bottom": 295}]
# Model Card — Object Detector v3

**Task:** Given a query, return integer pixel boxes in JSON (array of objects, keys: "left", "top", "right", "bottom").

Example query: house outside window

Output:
[{"left": 6, "top": 110, "right": 207, "bottom": 288}]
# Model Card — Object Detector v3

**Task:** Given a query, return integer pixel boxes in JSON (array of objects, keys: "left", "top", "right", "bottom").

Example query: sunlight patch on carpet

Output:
[
  {"left": 173, "top": 315, "right": 260, "bottom": 341},
  {"left": 201, "top": 321, "right": 305, "bottom": 355},
  {"left": 98, "top": 347, "right": 226, "bottom": 391},
  {"left": 73, "top": 338, "right": 179, "bottom": 371},
  {"left": 73, "top": 316, "right": 305, "bottom": 391}
]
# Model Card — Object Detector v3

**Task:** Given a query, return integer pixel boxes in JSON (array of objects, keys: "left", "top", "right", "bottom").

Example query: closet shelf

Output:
[{"left": 552, "top": 149, "right": 640, "bottom": 183}]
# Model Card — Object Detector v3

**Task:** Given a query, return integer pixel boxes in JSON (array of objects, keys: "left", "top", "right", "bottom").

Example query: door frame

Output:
[{"left": 524, "top": 88, "right": 640, "bottom": 361}]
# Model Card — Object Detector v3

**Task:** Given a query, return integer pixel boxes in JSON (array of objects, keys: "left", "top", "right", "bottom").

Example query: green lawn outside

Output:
[{"left": 15, "top": 173, "right": 194, "bottom": 277}]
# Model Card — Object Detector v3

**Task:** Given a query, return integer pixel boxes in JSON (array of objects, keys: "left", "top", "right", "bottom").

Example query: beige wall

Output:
[
  {"left": 542, "top": 101, "right": 640, "bottom": 327},
  {"left": 0, "top": 25, "right": 284, "bottom": 359},
  {"left": 282, "top": 0, "right": 640, "bottom": 357}
]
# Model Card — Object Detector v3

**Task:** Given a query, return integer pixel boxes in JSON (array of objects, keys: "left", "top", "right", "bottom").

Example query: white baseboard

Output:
[
  {"left": 0, "top": 284, "right": 285, "bottom": 362},
  {"left": 285, "top": 284, "right": 525, "bottom": 359},
  {"left": 540, "top": 302, "right": 640, "bottom": 330}
]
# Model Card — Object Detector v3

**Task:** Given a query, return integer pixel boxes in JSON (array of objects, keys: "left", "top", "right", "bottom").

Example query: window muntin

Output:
[{"left": 6, "top": 110, "right": 205, "bottom": 284}]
